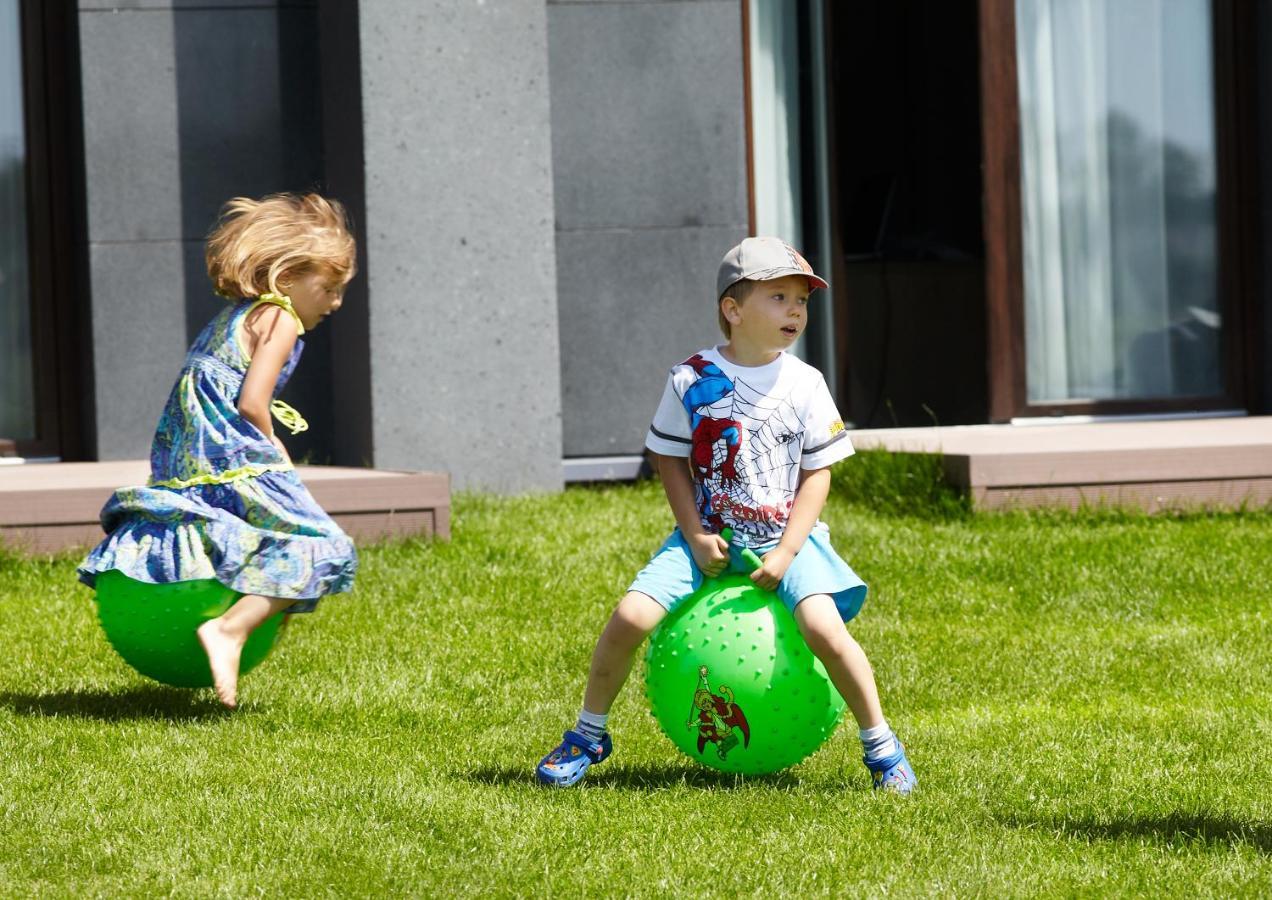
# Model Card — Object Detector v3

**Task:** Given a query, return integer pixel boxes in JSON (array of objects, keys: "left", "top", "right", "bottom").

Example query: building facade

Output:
[{"left": 3, "top": 0, "right": 1269, "bottom": 491}]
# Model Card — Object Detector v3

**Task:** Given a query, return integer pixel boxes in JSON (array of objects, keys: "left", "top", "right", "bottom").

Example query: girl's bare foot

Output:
[{"left": 197, "top": 618, "right": 243, "bottom": 708}]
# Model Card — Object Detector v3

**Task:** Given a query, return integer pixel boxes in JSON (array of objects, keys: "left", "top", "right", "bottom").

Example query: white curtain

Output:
[
  {"left": 748, "top": 0, "right": 836, "bottom": 378},
  {"left": 0, "top": 0, "right": 33, "bottom": 439},
  {"left": 748, "top": 0, "right": 803, "bottom": 249},
  {"left": 1015, "top": 0, "right": 1220, "bottom": 402}
]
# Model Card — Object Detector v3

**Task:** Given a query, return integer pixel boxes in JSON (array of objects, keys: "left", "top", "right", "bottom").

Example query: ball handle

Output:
[{"left": 718, "top": 527, "right": 764, "bottom": 572}]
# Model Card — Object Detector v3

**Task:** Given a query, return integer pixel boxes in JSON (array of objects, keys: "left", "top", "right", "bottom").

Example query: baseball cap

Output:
[{"left": 716, "top": 236, "right": 829, "bottom": 298}]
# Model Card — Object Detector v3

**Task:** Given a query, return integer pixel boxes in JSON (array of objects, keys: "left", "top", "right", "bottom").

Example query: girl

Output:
[{"left": 79, "top": 192, "right": 359, "bottom": 709}]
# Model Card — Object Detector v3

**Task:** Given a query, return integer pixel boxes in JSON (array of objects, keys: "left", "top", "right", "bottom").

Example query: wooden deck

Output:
[
  {"left": 3, "top": 417, "right": 1266, "bottom": 547},
  {"left": 0, "top": 461, "right": 449, "bottom": 554},
  {"left": 849, "top": 416, "right": 1272, "bottom": 512}
]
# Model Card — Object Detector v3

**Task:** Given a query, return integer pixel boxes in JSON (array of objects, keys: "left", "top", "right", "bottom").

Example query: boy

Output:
[{"left": 536, "top": 237, "right": 916, "bottom": 793}]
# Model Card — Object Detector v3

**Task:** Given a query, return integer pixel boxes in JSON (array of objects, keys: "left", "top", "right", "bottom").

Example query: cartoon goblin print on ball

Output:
[
  {"left": 688, "top": 666, "right": 751, "bottom": 760},
  {"left": 645, "top": 571, "right": 845, "bottom": 776}
]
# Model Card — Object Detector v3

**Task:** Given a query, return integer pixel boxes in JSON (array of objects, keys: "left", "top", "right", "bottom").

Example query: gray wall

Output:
[
  {"left": 77, "top": 0, "right": 330, "bottom": 461},
  {"left": 76, "top": 0, "right": 746, "bottom": 486},
  {"left": 348, "top": 0, "right": 563, "bottom": 491},
  {"left": 547, "top": 0, "right": 749, "bottom": 457}
]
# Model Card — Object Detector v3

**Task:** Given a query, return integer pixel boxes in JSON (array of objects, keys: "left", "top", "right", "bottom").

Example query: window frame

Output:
[
  {"left": 8, "top": 0, "right": 88, "bottom": 459},
  {"left": 980, "top": 0, "right": 1260, "bottom": 421}
]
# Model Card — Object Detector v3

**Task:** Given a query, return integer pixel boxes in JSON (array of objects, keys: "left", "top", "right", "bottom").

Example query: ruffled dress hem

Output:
[{"left": 77, "top": 469, "right": 357, "bottom": 610}]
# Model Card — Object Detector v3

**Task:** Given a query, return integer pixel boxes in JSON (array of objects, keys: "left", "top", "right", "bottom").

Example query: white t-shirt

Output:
[{"left": 644, "top": 347, "right": 854, "bottom": 548}]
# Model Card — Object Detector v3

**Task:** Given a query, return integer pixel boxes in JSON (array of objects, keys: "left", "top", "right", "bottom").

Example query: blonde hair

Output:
[
  {"left": 205, "top": 192, "right": 356, "bottom": 299},
  {"left": 717, "top": 278, "right": 759, "bottom": 337}
]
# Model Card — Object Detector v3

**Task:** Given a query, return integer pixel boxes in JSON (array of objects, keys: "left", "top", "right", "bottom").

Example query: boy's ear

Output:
[{"left": 720, "top": 295, "right": 743, "bottom": 324}]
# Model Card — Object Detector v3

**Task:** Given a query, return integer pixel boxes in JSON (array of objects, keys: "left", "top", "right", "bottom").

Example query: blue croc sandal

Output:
[
  {"left": 864, "top": 743, "right": 917, "bottom": 795},
  {"left": 536, "top": 730, "right": 613, "bottom": 787}
]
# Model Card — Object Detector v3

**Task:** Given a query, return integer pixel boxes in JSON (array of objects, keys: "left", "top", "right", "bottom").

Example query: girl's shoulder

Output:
[
  {"left": 238, "top": 298, "right": 301, "bottom": 363},
  {"left": 241, "top": 294, "right": 304, "bottom": 333}
]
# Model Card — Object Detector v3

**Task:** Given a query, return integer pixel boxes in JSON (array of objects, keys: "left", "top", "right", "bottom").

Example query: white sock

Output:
[
  {"left": 859, "top": 720, "right": 897, "bottom": 761},
  {"left": 574, "top": 708, "right": 608, "bottom": 742}
]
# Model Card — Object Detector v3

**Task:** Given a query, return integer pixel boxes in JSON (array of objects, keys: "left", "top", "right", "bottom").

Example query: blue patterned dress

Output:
[{"left": 78, "top": 296, "right": 357, "bottom": 611}]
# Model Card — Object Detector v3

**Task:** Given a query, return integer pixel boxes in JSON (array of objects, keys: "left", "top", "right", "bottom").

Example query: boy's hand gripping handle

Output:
[{"left": 719, "top": 528, "right": 764, "bottom": 572}]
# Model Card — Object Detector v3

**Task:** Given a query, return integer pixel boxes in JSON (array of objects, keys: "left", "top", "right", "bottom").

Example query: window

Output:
[
  {"left": 1016, "top": 0, "right": 1221, "bottom": 404},
  {"left": 982, "top": 0, "right": 1255, "bottom": 419},
  {"left": 0, "top": 1, "right": 85, "bottom": 459},
  {"left": 0, "top": 0, "right": 33, "bottom": 448}
]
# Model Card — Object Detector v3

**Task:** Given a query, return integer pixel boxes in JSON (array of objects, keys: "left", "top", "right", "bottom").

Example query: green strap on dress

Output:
[{"left": 270, "top": 399, "right": 309, "bottom": 435}]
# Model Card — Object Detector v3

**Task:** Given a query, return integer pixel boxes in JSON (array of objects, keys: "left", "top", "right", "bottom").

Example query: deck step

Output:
[
  {"left": 849, "top": 416, "right": 1272, "bottom": 511},
  {"left": 0, "top": 461, "right": 449, "bottom": 554}
]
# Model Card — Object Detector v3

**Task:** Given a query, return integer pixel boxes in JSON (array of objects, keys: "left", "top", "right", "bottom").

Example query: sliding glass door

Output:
[
  {"left": 0, "top": 1, "right": 85, "bottom": 459},
  {"left": 983, "top": 0, "right": 1253, "bottom": 419},
  {"left": 1016, "top": 0, "right": 1220, "bottom": 404}
]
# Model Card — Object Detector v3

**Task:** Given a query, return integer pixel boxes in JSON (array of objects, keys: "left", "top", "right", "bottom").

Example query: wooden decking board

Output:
[
  {"left": 978, "top": 477, "right": 1272, "bottom": 512},
  {"left": 963, "top": 445, "right": 1272, "bottom": 488},
  {"left": 2, "top": 524, "right": 105, "bottom": 556},
  {"left": 851, "top": 416, "right": 1272, "bottom": 453},
  {"left": 0, "top": 462, "right": 449, "bottom": 553},
  {"left": 851, "top": 416, "right": 1272, "bottom": 511}
]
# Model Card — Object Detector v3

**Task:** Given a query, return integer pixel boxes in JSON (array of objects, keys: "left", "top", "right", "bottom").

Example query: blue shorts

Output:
[{"left": 628, "top": 525, "right": 867, "bottom": 623}]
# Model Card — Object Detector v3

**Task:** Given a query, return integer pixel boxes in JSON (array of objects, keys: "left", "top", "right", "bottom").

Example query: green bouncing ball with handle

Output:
[
  {"left": 643, "top": 528, "right": 845, "bottom": 775},
  {"left": 95, "top": 570, "right": 285, "bottom": 688}
]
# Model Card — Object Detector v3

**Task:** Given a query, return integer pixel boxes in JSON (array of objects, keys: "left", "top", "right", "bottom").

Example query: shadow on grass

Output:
[
  {"left": 0, "top": 685, "right": 231, "bottom": 721},
  {"left": 1002, "top": 812, "right": 1272, "bottom": 855},
  {"left": 463, "top": 762, "right": 806, "bottom": 791}
]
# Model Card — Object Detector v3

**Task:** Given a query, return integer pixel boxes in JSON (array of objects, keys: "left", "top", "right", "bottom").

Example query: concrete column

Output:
[
  {"left": 343, "top": 0, "right": 563, "bottom": 491},
  {"left": 547, "top": 0, "right": 749, "bottom": 458},
  {"left": 77, "top": 0, "right": 328, "bottom": 460},
  {"left": 78, "top": 1, "right": 185, "bottom": 459}
]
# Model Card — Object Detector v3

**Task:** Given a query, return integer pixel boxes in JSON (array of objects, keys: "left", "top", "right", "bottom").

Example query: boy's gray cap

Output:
[{"left": 716, "top": 236, "right": 829, "bottom": 298}]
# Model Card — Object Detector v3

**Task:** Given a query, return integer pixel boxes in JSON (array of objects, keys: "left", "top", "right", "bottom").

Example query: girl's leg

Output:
[
  {"left": 793, "top": 593, "right": 884, "bottom": 729},
  {"left": 196, "top": 593, "right": 292, "bottom": 709},
  {"left": 582, "top": 590, "right": 667, "bottom": 714}
]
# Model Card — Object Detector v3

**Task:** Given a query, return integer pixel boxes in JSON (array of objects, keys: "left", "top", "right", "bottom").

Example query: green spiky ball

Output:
[
  {"left": 644, "top": 573, "right": 845, "bottom": 775},
  {"left": 95, "top": 570, "right": 284, "bottom": 688}
]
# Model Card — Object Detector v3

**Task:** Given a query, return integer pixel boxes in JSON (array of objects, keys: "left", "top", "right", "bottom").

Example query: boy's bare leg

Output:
[
  {"left": 581, "top": 591, "right": 667, "bottom": 715},
  {"left": 197, "top": 593, "right": 293, "bottom": 709},
  {"left": 794, "top": 593, "right": 885, "bottom": 730}
]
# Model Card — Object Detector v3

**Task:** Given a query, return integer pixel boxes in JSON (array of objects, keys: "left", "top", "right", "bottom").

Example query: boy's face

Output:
[{"left": 724, "top": 275, "right": 810, "bottom": 352}]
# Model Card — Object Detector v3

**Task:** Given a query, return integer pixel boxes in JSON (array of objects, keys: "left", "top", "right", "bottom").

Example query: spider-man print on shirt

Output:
[
  {"left": 646, "top": 347, "right": 854, "bottom": 549},
  {"left": 677, "top": 354, "right": 805, "bottom": 546}
]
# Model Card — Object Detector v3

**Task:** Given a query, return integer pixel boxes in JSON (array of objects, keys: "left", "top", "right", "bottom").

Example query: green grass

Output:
[
  {"left": 2, "top": 476, "right": 1271, "bottom": 896},
  {"left": 832, "top": 448, "right": 970, "bottom": 519}
]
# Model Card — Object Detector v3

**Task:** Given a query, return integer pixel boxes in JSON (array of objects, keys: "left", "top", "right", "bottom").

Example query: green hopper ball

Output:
[
  {"left": 95, "top": 570, "right": 284, "bottom": 688},
  {"left": 643, "top": 531, "right": 845, "bottom": 775}
]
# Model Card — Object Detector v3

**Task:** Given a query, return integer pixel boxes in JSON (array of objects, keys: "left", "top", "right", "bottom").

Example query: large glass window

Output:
[
  {"left": 1015, "top": 0, "right": 1220, "bottom": 403},
  {"left": 747, "top": 0, "right": 836, "bottom": 389},
  {"left": 0, "top": 0, "right": 33, "bottom": 441}
]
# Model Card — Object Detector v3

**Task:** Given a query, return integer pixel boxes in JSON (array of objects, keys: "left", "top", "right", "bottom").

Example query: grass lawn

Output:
[{"left": 2, "top": 460, "right": 1271, "bottom": 896}]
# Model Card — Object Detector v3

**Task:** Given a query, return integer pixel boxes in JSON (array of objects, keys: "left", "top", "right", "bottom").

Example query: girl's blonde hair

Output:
[{"left": 205, "top": 192, "right": 356, "bottom": 299}]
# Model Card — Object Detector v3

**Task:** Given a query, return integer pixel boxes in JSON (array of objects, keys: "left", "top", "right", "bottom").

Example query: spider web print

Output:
[{"left": 702, "top": 375, "right": 805, "bottom": 545}]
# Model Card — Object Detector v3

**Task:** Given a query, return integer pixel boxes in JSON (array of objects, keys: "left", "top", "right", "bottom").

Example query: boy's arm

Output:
[
  {"left": 653, "top": 453, "right": 729, "bottom": 578},
  {"left": 750, "top": 466, "right": 831, "bottom": 590}
]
